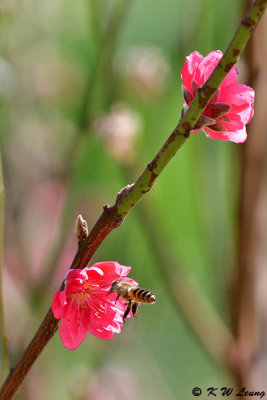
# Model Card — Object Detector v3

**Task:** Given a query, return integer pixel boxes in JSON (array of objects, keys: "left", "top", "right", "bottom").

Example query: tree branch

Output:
[
  {"left": 0, "top": 153, "right": 8, "bottom": 383},
  {"left": 0, "top": 1, "right": 266, "bottom": 399}
]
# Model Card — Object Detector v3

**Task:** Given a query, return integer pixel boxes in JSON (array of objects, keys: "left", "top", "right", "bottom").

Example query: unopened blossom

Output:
[
  {"left": 52, "top": 261, "right": 137, "bottom": 350},
  {"left": 181, "top": 50, "right": 255, "bottom": 143},
  {"left": 92, "top": 103, "right": 142, "bottom": 165}
]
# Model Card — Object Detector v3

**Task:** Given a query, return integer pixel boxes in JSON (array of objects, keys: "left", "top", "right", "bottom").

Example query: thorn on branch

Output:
[{"left": 75, "top": 215, "right": 88, "bottom": 244}]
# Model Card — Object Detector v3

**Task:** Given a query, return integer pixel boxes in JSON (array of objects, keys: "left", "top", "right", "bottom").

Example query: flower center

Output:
[{"left": 68, "top": 281, "right": 109, "bottom": 319}]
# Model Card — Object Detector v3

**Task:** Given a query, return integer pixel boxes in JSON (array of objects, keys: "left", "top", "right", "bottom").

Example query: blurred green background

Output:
[{"left": 0, "top": 0, "right": 248, "bottom": 399}]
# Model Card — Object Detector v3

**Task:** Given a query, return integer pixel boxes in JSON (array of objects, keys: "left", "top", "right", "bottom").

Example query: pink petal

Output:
[
  {"left": 219, "top": 83, "right": 254, "bottom": 103},
  {"left": 92, "top": 302, "right": 119, "bottom": 328},
  {"left": 60, "top": 302, "right": 87, "bottom": 350},
  {"left": 112, "top": 305, "right": 132, "bottom": 323},
  {"left": 86, "top": 262, "right": 114, "bottom": 281},
  {"left": 181, "top": 51, "right": 203, "bottom": 92},
  {"left": 224, "top": 128, "right": 248, "bottom": 143},
  {"left": 63, "top": 298, "right": 78, "bottom": 320},
  {"left": 52, "top": 290, "right": 67, "bottom": 319},
  {"left": 231, "top": 102, "right": 254, "bottom": 124},
  {"left": 198, "top": 50, "right": 222, "bottom": 82},
  {"left": 204, "top": 126, "right": 247, "bottom": 143},
  {"left": 218, "top": 113, "right": 243, "bottom": 131},
  {"left": 220, "top": 65, "right": 238, "bottom": 89},
  {"left": 65, "top": 269, "right": 87, "bottom": 280},
  {"left": 105, "top": 321, "right": 122, "bottom": 334},
  {"left": 86, "top": 261, "right": 131, "bottom": 283},
  {"left": 86, "top": 266, "right": 104, "bottom": 276},
  {"left": 60, "top": 317, "right": 87, "bottom": 350},
  {"left": 113, "top": 261, "right": 132, "bottom": 278},
  {"left": 87, "top": 324, "right": 114, "bottom": 340},
  {"left": 65, "top": 279, "right": 83, "bottom": 294},
  {"left": 218, "top": 83, "right": 255, "bottom": 123},
  {"left": 81, "top": 306, "right": 117, "bottom": 339}
]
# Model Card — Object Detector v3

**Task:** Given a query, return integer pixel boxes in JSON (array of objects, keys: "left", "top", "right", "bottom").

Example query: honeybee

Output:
[{"left": 108, "top": 279, "right": 156, "bottom": 321}]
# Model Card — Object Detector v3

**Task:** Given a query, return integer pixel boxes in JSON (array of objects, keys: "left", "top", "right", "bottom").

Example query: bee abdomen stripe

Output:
[
  {"left": 130, "top": 287, "right": 155, "bottom": 302},
  {"left": 147, "top": 293, "right": 155, "bottom": 301},
  {"left": 136, "top": 289, "right": 146, "bottom": 298},
  {"left": 132, "top": 288, "right": 140, "bottom": 296},
  {"left": 141, "top": 290, "right": 151, "bottom": 300}
]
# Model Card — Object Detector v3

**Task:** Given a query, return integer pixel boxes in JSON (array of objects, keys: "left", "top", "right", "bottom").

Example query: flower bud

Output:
[{"left": 75, "top": 214, "right": 88, "bottom": 243}]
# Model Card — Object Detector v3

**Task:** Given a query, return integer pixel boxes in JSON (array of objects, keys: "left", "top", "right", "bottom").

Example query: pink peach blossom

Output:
[
  {"left": 181, "top": 50, "right": 255, "bottom": 143},
  {"left": 52, "top": 261, "right": 137, "bottom": 350}
]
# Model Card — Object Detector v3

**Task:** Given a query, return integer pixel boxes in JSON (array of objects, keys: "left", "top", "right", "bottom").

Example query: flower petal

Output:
[
  {"left": 65, "top": 280, "right": 84, "bottom": 295},
  {"left": 65, "top": 269, "right": 87, "bottom": 280},
  {"left": 86, "top": 262, "right": 116, "bottom": 282},
  {"left": 60, "top": 301, "right": 87, "bottom": 350},
  {"left": 87, "top": 324, "right": 114, "bottom": 340},
  {"left": 198, "top": 50, "right": 222, "bottom": 82},
  {"left": 204, "top": 126, "right": 247, "bottom": 143},
  {"left": 220, "top": 65, "right": 238, "bottom": 89},
  {"left": 60, "top": 317, "right": 87, "bottom": 350},
  {"left": 86, "top": 261, "right": 132, "bottom": 283},
  {"left": 181, "top": 51, "right": 203, "bottom": 92},
  {"left": 82, "top": 307, "right": 117, "bottom": 340},
  {"left": 52, "top": 290, "right": 67, "bottom": 319},
  {"left": 218, "top": 83, "right": 255, "bottom": 123},
  {"left": 217, "top": 113, "right": 244, "bottom": 131}
]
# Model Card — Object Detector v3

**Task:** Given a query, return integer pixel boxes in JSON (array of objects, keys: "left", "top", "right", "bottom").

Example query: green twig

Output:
[{"left": 0, "top": 1, "right": 266, "bottom": 399}]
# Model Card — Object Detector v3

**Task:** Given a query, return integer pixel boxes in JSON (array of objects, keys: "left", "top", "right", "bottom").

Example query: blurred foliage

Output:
[{"left": 0, "top": 0, "right": 244, "bottom": 399}]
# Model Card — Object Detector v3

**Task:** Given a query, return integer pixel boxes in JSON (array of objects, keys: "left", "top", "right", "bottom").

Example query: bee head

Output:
[
  {"left": 111, "top": 279, "right": 121, "bottom": 290},
  {"left": 106, "top": 279, "right": 121, "bottom": 295}
]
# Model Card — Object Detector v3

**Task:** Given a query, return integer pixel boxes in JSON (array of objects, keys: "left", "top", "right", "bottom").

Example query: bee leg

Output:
[
  {"left": 132, "top": 302, "right": 139, "bottom": 318},
  {"left": 115, "top": 294, "right": 120, "bottom": 303},
  {"left": 123, "top": 301, "right": 132, "bottom": 321}
]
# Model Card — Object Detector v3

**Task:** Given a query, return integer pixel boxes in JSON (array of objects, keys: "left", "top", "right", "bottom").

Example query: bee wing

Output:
[{"left": 121, "top": 277, "right": 138, "bottom": 286}]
